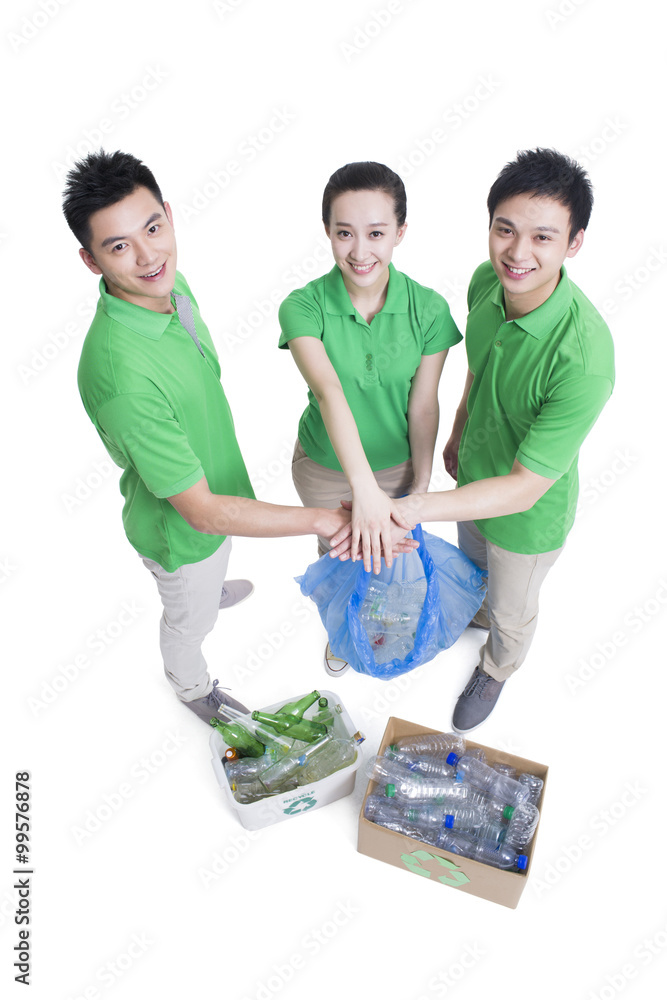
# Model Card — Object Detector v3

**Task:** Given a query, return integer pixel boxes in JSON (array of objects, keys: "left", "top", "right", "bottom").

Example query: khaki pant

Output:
[
  {"left": 291, "top": 439, "right": 414, "bottom": 557},
  {"left": 141, "top": 537, "right": 232, "bottom": 701},
  {"left": 457, "top": 520, "right": 563, "bottom": 682}
]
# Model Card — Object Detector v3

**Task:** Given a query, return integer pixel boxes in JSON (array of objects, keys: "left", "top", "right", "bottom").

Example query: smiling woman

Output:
[{"left": 278, "top": 160, "right": 464, "bottom": 652}]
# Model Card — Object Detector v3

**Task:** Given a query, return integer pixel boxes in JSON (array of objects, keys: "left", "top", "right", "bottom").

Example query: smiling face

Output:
[
  {"left": 488, "top": 192, "right": 584, "bottom": 318},
  {"left": 325, "top": 189, "right": 407, "bottom": 298},
  {"left": 79, "top": 185, "right": 177, "bottom": 313}
]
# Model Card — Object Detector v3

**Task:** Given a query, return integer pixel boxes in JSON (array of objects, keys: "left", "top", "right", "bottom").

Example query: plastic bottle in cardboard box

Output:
[
  {"left": 503, "top": 802, "right": 540, "bottom": 850},
  {"left": 446, "top": 753, "right": 530, "bottom": 807}
]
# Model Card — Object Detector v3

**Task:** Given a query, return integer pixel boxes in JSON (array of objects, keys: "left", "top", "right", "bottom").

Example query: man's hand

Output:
[
  {"left": 328, "top": 501, "right": 418, "bottom": 565},
  {"left": 443, "top": 429, "right": 462, "bottom": 480},
  {"left": 318, "top": 504, "right": 352, "bottom": 542}
]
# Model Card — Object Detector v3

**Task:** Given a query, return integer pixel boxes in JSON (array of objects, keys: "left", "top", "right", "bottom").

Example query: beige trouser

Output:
[
  {"left": 141, "top": 537, "right": 232, "bottom": 701},
  {"left": 457, "top": 520, "right": 564, "bottom": 682},
  {"left": 291, "top": 439, "right": 414, "bottom": 557}
]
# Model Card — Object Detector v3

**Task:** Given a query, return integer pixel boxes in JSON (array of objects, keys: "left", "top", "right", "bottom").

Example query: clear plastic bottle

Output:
[
  {"left": 474, "top": 793, "right": 514, "bottom": 823},
  {"left": 475, "top": 818, "right": 507, "bottom": 846},
  {"left": 366, "top": 756, "right": 470, "bottom": 802},
  {"left": 298, "top": 738, "right": 357, "bottom": 784},
  {"left": 392, "top": 780, "right": 471, "bottom": 805},
  {"left": 366, "top": 755, "right": 463, "bottom": 801},
  {"left": 518, "top": 773, "right": 544, "bottom": 806},
  {"left": 442, "top": 805, "right": 485, "bottom": 834},
  {"left": 224, "top": 753, "right": 274, "bottom": 783},
  {"left": 493, "top": 763, "right": 517, "bottom": 779},
  {"left": 394, "top": 732, "right": 466, "bottom": 757},
  {"left": 258, "top": 734, "right": 332, "bottom": 792},
  {"left": 231, "top": 776, "right": 298, "bottom": 803},
  {"left": 366, "top": 754, "right": 417, "bottom": 786},
  {"left": 503, "top": 802, "right": 540, "bottom": 850},
  {"left": 446, "top": 753, "right": 530, "bottom": 807},
  {"left": 363, "top": 794, "right": 426, "bottom": 838},
  {"left": 383, "top": 745, "right": 456, "bottom": 779},
  {"left": 376, "top": 633, "right": 415, "bottom": 664},
  {"left": 436, "top": 830, "right": 528, "bottom": 871}
]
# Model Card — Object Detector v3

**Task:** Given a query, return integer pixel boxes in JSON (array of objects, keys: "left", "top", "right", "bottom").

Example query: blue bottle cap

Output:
[
  {"left": 517, "top": 854, "right": 528, "bottom": 870},
  {"left": 446, "top": 752, "right": 458, "bottom": 766},
  {"left": 445, "top": 814, "right": 454, "bottom": 828}
]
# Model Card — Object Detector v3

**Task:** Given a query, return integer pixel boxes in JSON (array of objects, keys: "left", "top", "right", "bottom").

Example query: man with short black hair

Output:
[
  {"left": 64, "top": 151, "right": 394, "bottom": 724},
  {"left": 331, "top": 148, "right": 615, "bottom": 733}
]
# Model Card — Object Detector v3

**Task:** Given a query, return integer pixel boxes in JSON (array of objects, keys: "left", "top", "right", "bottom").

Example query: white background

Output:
[{"left": 2, "top": 1, "right": 665, "bottom": 998}]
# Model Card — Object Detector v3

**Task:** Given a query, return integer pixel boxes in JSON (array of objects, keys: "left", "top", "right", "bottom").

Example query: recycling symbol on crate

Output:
[
  {"left": 400, "top": 850, "right": 471, "bottom": 887},
  {"left": 283, "top": 796, "right": 318, "bottom": 815}
]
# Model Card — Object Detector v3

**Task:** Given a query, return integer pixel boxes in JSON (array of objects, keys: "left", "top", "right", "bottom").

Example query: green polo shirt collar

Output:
[
  {"left": 98, "top": 277, "right": 175, "bottom": 341},
  {"left": 492, "top": 266, "right": 574, "bottom": 340},
  {"left": 323, "top": 262, "right": 408, "bottom": 317}
]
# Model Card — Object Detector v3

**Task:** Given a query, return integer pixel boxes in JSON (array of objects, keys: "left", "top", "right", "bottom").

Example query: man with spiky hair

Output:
[
  {"left": 63, "top": 151, "right": 393, "bottom": 725},
  {"left": 331, "top": 149, "right": 615, "bottom": 733}
]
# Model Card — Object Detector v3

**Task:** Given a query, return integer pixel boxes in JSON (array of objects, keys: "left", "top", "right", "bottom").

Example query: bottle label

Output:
[{"left": 399, "top": 850, "right": 471, "bottom": 887}]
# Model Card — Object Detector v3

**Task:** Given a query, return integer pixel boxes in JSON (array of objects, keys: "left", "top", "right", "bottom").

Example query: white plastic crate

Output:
[{"left": 210, "top": 690, "right": 363, "bottom": 830}]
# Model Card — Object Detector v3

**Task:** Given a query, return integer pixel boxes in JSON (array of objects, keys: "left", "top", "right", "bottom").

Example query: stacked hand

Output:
[{"left": 327, "top": 488, "right": 418, "bottom": 573}]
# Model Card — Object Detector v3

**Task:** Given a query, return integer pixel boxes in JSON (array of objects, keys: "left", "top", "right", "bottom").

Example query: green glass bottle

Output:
[
  {"left": 209, "top": 718, "right": 265, "bottom": 758},
  {"left": 275, "top": 690, "right": 321, "bottom": 719},
  {"left": 251, "top": 710, "right": 327, "bottom": 743},
  {"left": 312, "top": 696, "right": 334, "bottom": 727}
]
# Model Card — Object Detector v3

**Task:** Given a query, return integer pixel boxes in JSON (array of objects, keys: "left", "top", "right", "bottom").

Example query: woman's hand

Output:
[
  {"left": 333, "top": 486, "right": 413, "bottom": 573},
  {"left": 443, "top": 429, "right": 462, "bottom": 480}
]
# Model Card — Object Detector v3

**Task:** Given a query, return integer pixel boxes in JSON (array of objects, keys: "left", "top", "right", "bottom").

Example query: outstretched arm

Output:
[
  {"left": 168, "top": 475, "right": 351, "bottom": 542},
  {"left": 327, "top": 459, "right": 555, "bottom": 556},
  {"left": 287, "top": 336, "right": 413, "bottom": 573}
]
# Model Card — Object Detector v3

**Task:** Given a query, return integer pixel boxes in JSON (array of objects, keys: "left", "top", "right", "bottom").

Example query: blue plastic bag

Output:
[{"left": 295, "top": 524, "right": 486, "bottom": 679}]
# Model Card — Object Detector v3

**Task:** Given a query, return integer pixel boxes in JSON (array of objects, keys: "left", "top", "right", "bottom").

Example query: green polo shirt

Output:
[
  {"left": 278, "top": 263, "right": 461, "bottom": 471},
  {"left": 78, "top": 271, "right": 254, "bottom": 572},
  {"left": 457, "top": 260, "right": 615, "bottom": 554}
]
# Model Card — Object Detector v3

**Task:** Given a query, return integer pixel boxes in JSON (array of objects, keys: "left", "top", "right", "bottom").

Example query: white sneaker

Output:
[{"left": 324, "top": 642, "right": 350, "bottom": 677}]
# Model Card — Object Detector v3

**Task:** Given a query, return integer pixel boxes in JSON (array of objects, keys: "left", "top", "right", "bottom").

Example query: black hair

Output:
[
  {"left": 487, "top": 148, "right": 593, "bottom": 241},
  {"left": 322, "top": 161, "right": 407, "bottom": 228},
  {"left": 62, "top": 149, "right": 165, "bottom": 251}
]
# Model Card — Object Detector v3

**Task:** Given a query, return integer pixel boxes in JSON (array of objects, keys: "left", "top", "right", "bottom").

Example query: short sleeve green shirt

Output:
[
  {"left": 278, "top": 264, "right": 461, "bottom": 471},
  {"left": 78, "top": 272, "right": 255, "bottom": 572},
  {"left": 458, "top": 261, "right": 615, "bottom": 554}
]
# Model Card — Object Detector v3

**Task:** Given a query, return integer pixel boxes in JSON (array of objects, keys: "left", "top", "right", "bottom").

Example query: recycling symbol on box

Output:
[
  {"left": 400, "top": 850, "right": 471, "bottom": 887},
  {"left": 283, "top": 796, "right": 317, "bottom": 815}
]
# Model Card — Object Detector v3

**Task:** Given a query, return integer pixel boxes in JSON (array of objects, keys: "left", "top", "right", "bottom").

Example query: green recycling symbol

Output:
[
  {"left": 400, "top": 850, "right": 471, "bottom": 887},
  {"left": 283, "top": 796, "right": 317, "bottom": 815}
]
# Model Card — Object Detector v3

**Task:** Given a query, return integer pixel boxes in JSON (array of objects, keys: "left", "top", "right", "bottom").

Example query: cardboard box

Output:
[
  {"left": 357, "top": 716, "right": 548, "bottom": 909},
  {"left": 210, "top": 690, "right": 363, "bottom": 830}
]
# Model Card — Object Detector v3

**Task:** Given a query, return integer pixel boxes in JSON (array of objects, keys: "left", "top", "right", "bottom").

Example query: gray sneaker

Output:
[
  {"left": 219, "top": 580, "right": 254, "bottom": 610},
  {"left": 182, "top": 678, "right": 250, "bottom": 724},
  {"left": 452, "top": 665, "right": 505, "bottom": 734}
]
